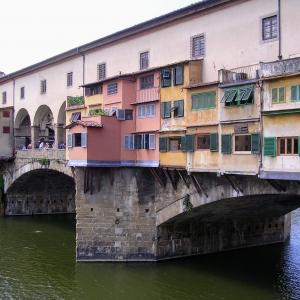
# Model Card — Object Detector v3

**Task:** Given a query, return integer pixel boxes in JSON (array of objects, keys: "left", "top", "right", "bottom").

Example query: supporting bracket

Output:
[
  {"left": 224, "top": 174, "right": 243, "bottom": 194},
  {"left": 191, "top": 173, "right": 208, "bottom": 198},
  {"left": 267, "top": 179, "right": 286, "bottom": 192}
]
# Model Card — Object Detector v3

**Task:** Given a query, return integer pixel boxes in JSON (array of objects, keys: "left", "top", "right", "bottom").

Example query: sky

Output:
[{"left": 0, "top": 0, "right": 198, "bottom": 74}]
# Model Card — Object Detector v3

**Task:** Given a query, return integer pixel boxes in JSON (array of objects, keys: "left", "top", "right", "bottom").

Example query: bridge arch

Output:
[{"left": 14, "top": 108, "right": 31, "bottom": 149}]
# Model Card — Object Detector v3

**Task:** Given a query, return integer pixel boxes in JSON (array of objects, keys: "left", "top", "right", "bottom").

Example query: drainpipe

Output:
[
  {"left": 79, "top": 49, "right": 85, "bottom": 96},
  {"left": 12, "top": 79, "right": 15, "bottom": 157},
  {"left": 278, "top": 0, "right": 282, "bottom": 60}
]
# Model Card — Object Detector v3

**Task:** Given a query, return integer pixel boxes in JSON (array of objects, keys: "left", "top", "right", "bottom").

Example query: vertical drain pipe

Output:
[{"left": 278, "top": 0, "right": 282, "bottom": 60}]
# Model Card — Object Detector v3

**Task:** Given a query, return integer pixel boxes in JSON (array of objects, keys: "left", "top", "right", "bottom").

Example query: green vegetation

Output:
[
  {"left": 67, "top": 96, "right": 84, "bottom": 107},
  {"left": 183, "top": 194, "right": 193, "bottom": 212},
  {"left": 89, "top": 108, "right": 107, "bottom": 116},
  {"left": 38, "top": 158, "right": 50, "bottom": 167}
]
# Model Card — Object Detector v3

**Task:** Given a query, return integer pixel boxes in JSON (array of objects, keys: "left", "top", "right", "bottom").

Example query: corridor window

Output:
[
  {"left": 140, "top": 51, "right": 149, "bottom": 70},
  {"left": 107, "top": 83, "right": 118, "bottom": 95},
  {"left": 197, "top": 135, "right": 210, "bottom": 150},
  {"left": 20, "top": 87, "right": 25, "bottom": 99},
  {"left": 140, "top": 74, "right": 154, "bottom": 89},
  {"left": 40, "top": 80, "right": 47, "bottom": 94},
  {"left": 278, "top": 137, "right": 298, "bottom": 155},
  {"left": 191, "top": 34, "right": 205, "bottom": 58},
  {"left": 234, "top": 134, "right": 251, "bottom": 152},
  {"left": 67, "top": 72, "right": 73, "bottom": 87},
  {"left": 97, "top": 63, "right": 106, "bottom": 81},
  {"left": 2, "top": 91, "right": 7, "bottom": 104},
  {"left": 169, "top": 137, "right": 181, "bottom": 151},
  {"left": 262, "top": 15, "right": 278, "bottom": 41}
]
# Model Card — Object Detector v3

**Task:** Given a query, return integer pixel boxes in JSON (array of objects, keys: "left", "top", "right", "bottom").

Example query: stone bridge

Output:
[{"left": 1, "top": 156, "right": 300, "bottom": 261}]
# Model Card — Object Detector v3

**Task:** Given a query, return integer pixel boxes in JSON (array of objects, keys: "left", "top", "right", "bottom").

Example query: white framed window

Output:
[
  {"left": 67, "top": 72, "right": 73, "bottom": 87},
  {"left": 137, "top": 103, "right": 155, "bottom": 118},
  {"left": 124, "top": 135, "right": 134, "bottom": 150},
  {"left": 234, "top": 134, "right": 251, "bottom": 154},
  {"left": 191, "top": 34, "right": 205, "bottom": 58}
]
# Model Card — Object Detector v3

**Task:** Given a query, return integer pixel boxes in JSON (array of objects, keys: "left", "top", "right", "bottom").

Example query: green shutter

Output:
[
  {"left": 208, "top": 91, "right": 216, "bottom": 108},
  {"left": 174, "top": 65, "right": 184, "bottom": 85},
  {"left": 221, "top": 134, "right": 232, "bottom": 154},
  {"left": 159, "top": 137, "right": 167, "bottom": 152},
  {"left": 272, "top": 88, "right": 278, "bottom": 103},
  {"left": 185, "top": 135, "right": 194, "bottom": 152},
  {"left": 291, "top": 85, "right": 298, "bottom": 102},
  {"left": 251, "top": 133, "right": 260, "bottom": 154},
  {"left": 161, "top": 69, "right": 172, "bottom": 87},
  {"left": 264, "top": 137, "right": 276, "bottom": 156},
  {"left": 174, "top": 100, "right": 184, "bottom": 117},
  {"left": 181, "top": 136, "right": 187, "bottom": 152},
  {"left": 279, "top": 87, "right": 285, "bottom": 102},
  {"left": 161, "top": 102, "right": 171, "bottom": 118},
  {"left": 210, "top": 133, "right": 218, "bottom": 152}
]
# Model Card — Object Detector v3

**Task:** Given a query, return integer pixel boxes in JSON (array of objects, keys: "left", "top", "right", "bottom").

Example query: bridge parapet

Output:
[{"left": 16, "top": 149, "right": 66, "bottom": 161}]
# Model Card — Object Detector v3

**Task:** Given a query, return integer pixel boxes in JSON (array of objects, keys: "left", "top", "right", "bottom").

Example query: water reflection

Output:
[{"left": 0, "top": 211, "right": 299, "bottom": 299}]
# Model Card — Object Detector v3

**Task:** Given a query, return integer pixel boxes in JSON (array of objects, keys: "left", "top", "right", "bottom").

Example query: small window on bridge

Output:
[
  {"left": 278, "top": 137, "right": 299, "bottom": 155},
  {"left": 234, "top": 134, "right": 251, "bottom": 153}
]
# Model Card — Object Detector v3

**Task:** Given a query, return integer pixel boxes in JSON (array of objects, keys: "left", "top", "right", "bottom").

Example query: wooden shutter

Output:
[
  {"left": 185, "top": 135, "right": 194, "bottom": 152},
  {"left": 81, "top": 133, "right": 87, "bottom": 148},
  {"left": 264, "top": 137, "right": 276, "bottom": 156},
  {"left": 174, "top": 100, "right": 184, "bottom": 117},
  {"left": 251, "top": 133, "right": 260, "bottom": 154},
  {"left": 291, "top": 86, "right": 298, "bottom": 101},
  {"left": 162, "top": 102, "right": 171, "bottom": 118},
  {"left": 210, "top": 133, "right": 218, "bottom": 152},
  {"left": 161, "top": 69, "right": 172, "bottom": 87},
  {"left": 67, "top": 134, "right": 73, "bottom": 148},
  {"left": 181, "top": 136, "right": 187, "bottom": 152},
  {"left": 221, "top": 134, "right": 232, "bottom": 154},
  {"left": 278, "top": 87, "right": 285, "bottom": 102},
  {"left": 159, "top": 137, "right": 167, "bottom": 152}
]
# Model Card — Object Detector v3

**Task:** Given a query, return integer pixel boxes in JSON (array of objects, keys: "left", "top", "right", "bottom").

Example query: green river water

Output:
[{"left": 0, "top": 210, "right": 299, "bottom": 300}]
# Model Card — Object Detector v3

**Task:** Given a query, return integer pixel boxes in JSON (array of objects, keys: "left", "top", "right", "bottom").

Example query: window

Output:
[
  {"left": 174, "top": 100, "right": 184, "bottom": 118},
  {"left": 138, "top": 103, "right": 155, "bottom": 118},
  {"left": 173, "top": 65, "right": 184, "bottom": 85},
  {"left": 20, "top": 87, "right": 25, "bottom": 99},
  {"left": 40, "top": 80, "right": 47, "bottom": 94},
  {"left": 197, "top": 135, "right": 210, "bottom": 150},
  {"left": 169, "top": 137, "right": 182, "bottom": 151},
  {"left": 291, "top": 85, "right": 300, "bottom": 102},
  {"left": 3, "top": 126, "right": 10, "bottom": 134},
  {"left": 140, "top": 51, "right": 149, "bottom": 70},
  {"left": 2, "top": 92, "right": 7, "bottom": 104},
  {"left": 161, "top": 69, "right": 172, "bottom": 87},
  {"left": 140, "top": 75, "right": 154, "bottom": 90},
  {"left": 262, "top": 15, "right": 278, "bottom": 41},
  {"left": 125, "top": 109, "right": 133, "bottom": 120},
  {"left": 85, "top": 85, "right": 102, "bottom": 96},
  {"left": 124, "top": 135, "right": 135, "bottom": 150},
  {"left": 107, "top": 83, "right": 118, "bottom": 95},
  {"left": 223, "top": 86, "right": 254, "bottom": 106},
  {"left": 132, "top": 134, "right": 156, "bottom": 150},
  {"left": 97, "top": 63, "right": 106, "bottom": 81},
  {"left": 192, "top": 91, "right": 216, "bottom": 110},
  {"left": 234, "top": 134, "right": 251, "bottom": 152},
  {"left": 272, "top": 87, "right": 285, "bottom": 103},
  {"left": 278, "top": 137, "right": 298, "bottom": 155},
  {"left": 70, "top": 112, "right": 81, "bottom": 122},
  {"left": 2, "top": 110, "right": 10, "bottom": 118},
  {"left": 73, "top": 133, "right": 87, "bottom": 148},
  {"left": 161, "top": 101, "right": 171, "bottom": 119},
  {"left": 67, "top": 72, "right": 73, "bottom": 87},
  {"left": 191, "top": 34, "right": 205, "bottom": 58}
]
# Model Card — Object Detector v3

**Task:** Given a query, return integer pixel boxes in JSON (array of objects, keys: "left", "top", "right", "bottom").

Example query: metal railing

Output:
[
  {"left": 136, "top": 87, "right": 160, "bottom": 103},
  {"left": 220, "top": 64, "right": 260, "bottom": 84}
]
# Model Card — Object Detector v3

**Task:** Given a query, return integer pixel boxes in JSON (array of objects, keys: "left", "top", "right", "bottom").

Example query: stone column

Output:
[
  {"left": 31, "top": 125, "right": 40, "bottom": 149},
  {"left": 54, "top": 124, "right": 65, "bottom": 148}
]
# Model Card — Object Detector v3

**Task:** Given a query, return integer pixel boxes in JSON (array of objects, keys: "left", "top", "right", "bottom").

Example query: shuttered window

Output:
[
  {"left": 291, "top": 85, "right": 300, "bottom": 102},
  {"left": 197, "top": 134, "right": 210, "bottom": 150},
  {"left": 71, "top": 112, "right": 81, "bottom": 122},
  {"left": 169, "top": 137, "right": 182, "bottom": 151},
  {"left": 140, "top": 51, "right": 149, "bottom": 70},
  {"left": 81, "top": 133, "right": 87, "bottom": 148},
  {"left": 210, "top": 133, "right": 218, "bottom": 152},
  {"left": 272, "top": 87, "right": 285, "bottom": 103},
  {"left": 192, "top": 91, "right": 216, "bottom": 110},
  {"left": 264, "top": 137, "right": 276, "bottom": 156},
  {"left": 184, "top": 135, "right": 194, "bottom": 152},
  {"left": 20, "top": 87, "right": 25, "bottom": 99},
  {"left": 221, "top": 134, "right": 232, "bottom": 154},
  {"left": 161, "top": 69, "right": 172, "bottom": 87},
  {"left": 140, "top": 74, "right": 154, "bottom": 89},
  {"left": 107, "top": 83, "right": 118, "bottom": 95},
  {"left": 191, "top": 34, "right": 205, "bottom": 58},
  {"left": 161, "top": 102, "right": 171, "bottom": 119},
  {"left": 174, "top": 100, "right": 184, "bottom": 118},
  {"left": 251, "top": 133, "right": 261, "bottom": 154},
  {"left": 97, "top": 63, "right": 106, "bottom": 81},
  {"left": 159, "top": 137, "right": 167, "bottom": 152},
  {"left": 67, "top": 72, "right": 73, "bottom": 87},
  {"left": 223, "top": 86, "right": 254, "bottom": 106},
  {"left": 2, "top": 91, "right": 6, "bottom": 104},
  {"left": 174, "top": 65, "right": 184, "bottom": 85},
  {"left": 262, "top": 15, "right": 278, "bottom": 41},
  {"left": 40, "top": 80, "right": 47, "bottom": 94}
]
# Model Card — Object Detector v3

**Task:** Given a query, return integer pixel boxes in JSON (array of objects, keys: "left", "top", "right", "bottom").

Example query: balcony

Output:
[
  {"left": 67, "top": 96, "right": 85, "bottom": 108},
  {"left": 136, "top": 87, "right": 160, "bottom": 104},
  {"left": 219, "top": 64, "right": 260, "bottom": 85},
  {"left": 260, "top": 57, "right": 300, "bottom": 78}
]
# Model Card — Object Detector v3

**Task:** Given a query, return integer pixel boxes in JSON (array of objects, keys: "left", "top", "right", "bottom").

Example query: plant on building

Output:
[
  {"left": 0, "top": 174, "right": 4, "bottom": 215},
  {"left": 67, "top": 96, "right": 84, "bottom": 107},
  {"left": 183, "top": 194, "right": 193, "bottom": 212},
  {"left": 38, "top": 158, "right": 50, "bottom": 167},
  {"left": 89, "top": 108, "right": 107, "bottom": 116}
]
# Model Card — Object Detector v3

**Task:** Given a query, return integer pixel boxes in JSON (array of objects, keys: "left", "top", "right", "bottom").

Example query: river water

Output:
[{"left": 0, "top": 210, "right": 299, "bottom": 300}]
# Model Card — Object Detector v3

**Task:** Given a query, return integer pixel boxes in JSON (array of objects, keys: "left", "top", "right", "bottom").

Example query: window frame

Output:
[
  {"left": 97, "top": 63, "right": 106, "bottom": 81},
  {"left": 67, "top": 72, "right": 73, "bottom": 87},
  {"left": 271, "top": 87, "right": 285, "bottom": 103},
  {"left": 233, "top": 134, "right": 252, "bottom": 154},
  {"left": 20, "top": 87, "right": 25, "bottom": 99},
  {"left": 2, "top": 91, "right": 7, "bottom": 104},
  {"left": 140, "top": 51, "right": 149, "bottom": 70},
  {"left": 262, "top": 14, "right": 278, "bottom": 41},
  {"left": 107, "top": 82, "right": 118, "bottom": 95},
  {"left": 260, "top": 13, "right": 278, "bottom": 43},
  {"left": 140, "top": 74, "right": 154, "bottom": 90},
  {"left": 277, "top": 136, "right": 298, "bottom": 156},
  {"left": 2, "top": 126, "right": 10, "bottom": 134},
  {"left": 168, "top": 136, "right": 182, "bottom": 152},
  {"left": 192, "top": 91, "right": 216, "bottom": 111},
  {"left": 40, "top": 80, "right": 47, "bottom": 94},
  {"left": 196, "top": 134, "right": 210, "bottom": 151},
  {"left": 191, "top": 33, "right": 205, "bottom": 58}
]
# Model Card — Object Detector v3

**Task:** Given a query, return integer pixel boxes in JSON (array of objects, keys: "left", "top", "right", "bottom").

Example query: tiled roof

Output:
[{"left": 65, "top": 120, "right": 103, "bottom": 129}]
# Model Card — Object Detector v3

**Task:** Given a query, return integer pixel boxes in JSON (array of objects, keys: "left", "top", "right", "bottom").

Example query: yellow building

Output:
[
  {"left": 159, "top": 60, "right": 202, "bottom": 169},
  {"left": 260, "top": 58, "right": 300, "bottom": 180}
]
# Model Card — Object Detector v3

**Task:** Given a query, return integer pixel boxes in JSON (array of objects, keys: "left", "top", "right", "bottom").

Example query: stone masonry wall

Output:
[{"left": 75, "top": 167, "right": 157, "bottom": 261}]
